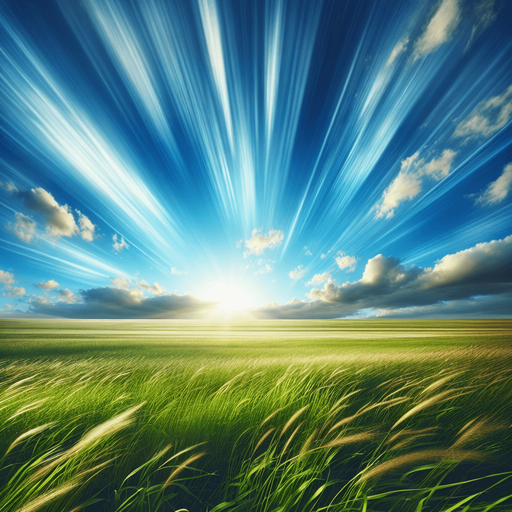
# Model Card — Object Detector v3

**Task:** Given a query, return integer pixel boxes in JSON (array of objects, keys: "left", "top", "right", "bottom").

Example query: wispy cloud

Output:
[
  {"left": 376, "top": 150, "right": 457, "bottom": 218},
  {"left": 386, "top": 38, "right": 409, "bottom": 67},
  {"left": 474, "top": 163, "right": 512, "bottom": 206},
  {"left": 112, "top": 234, "right": 129, "bottom": 252},
  {"left": 413, "top": 0, "right": 461, "bottom": 61},
  {"left": 454, "top": 84, "right": 512, "bottom": 140},
  {"left": 289, "top": 265, "right": 307, "bottom": 281}
]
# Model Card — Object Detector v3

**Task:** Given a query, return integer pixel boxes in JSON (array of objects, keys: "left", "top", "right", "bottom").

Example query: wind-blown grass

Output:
[{"left": 0, "top": 319, "right": 511, "bottom": 511}]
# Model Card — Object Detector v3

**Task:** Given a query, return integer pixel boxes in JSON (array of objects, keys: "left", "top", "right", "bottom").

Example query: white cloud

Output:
[
  {"left": 7, "top": 287, "right": 26, "bottom": 297},
  {"left": 138, "top": 280, "right": 166, "bottom": 296},
  {"left": 10, "top": 212, "right": 37, "bottom": 243},
  {"left": 21, "top": 187, "right": 78, "bottom": 238},
  {"left": 289, "top": 265, "right": 308, "bottom": 280},
  {"left": 306, "top": 272, "right": 331, "bottom": 286},
  {"left": 113, "top": 234, "right": 129, "bottom": 252},
  {"left": 474, "top": 163, "right": 512, "bottom": 206},
  {"left": 37, "top": 279, "right": 60, "bottom": 290},
  {"left": 236, "top": 239, "right": 243, "bottom": 249},
  {"left": 255, "top": 263, "right": 273, "bottom": 275},
  {"left": 77, "top": 211, "right": 96, "bottom": 242},
  {"left": 413, "top": 0, "right": 461, "bottom": 61},
  {"left": 58, "top": 289, "right": 79, "bottom": 303},
  {"left": 6, "top": 186, "right": 97, "bottom": 243},
  {"left": 110, "top": 276, "right": 131, "bottom": 289},
  {"left": 0, "top": 271, "right": 15, "bottom": 285},
  {"left": 320, "top": 254, "right": 326, "bottom": 259},
  {"left": 454, "top": 85, "right": 512, "bottom": 140},
  {"left": 305, "top": 250, "right": 313, "bottom": 256},
  {"left": 243, "top": 229, "right": 284, "bottom": 257},
  {"left": 420, "top": 149, "right": 458, "bottom": 181},
  {"left": 335, "top": 253, "right": 358, "bottom": 272},
  {"left": 376, "top": 150, "right": 457, "bottom": 218},
  {"left": 386, "top": 38, "right": 408, "bottom": 67},
  {"left": 171, "top": 267, "right": 187, "bottom": 275},
  {"left": 376, "top": 152, "right": 422, "bottom": 219}
]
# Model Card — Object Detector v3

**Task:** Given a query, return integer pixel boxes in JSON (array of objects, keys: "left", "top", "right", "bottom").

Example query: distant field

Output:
[{"left": 0, "top": 319, "right": 511, "bottom": 511}]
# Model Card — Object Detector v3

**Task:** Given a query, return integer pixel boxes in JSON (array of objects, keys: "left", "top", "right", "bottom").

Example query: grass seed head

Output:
[
  {"left": 252, "top": 428, "right": 276, "bottom": 456},
  {"left": 358, "top": 449, "right": 488, "bottom": 483},
  {"left": 7, "top": 423, "right": 56, "bottom": 454},
  {"left": 322, "top": 432, "right": 379, "bottom": 449},
  {"left": 452, "top": 418, "right": 507, "bottom": 448},
  {"left": 17, "top": 481, "right": 78, "bottom": 512},
  {"left": 280, "top": 405, "right": 309, "bottom": 438},
  {"left": 164, "top": 452, "right": 206, "bottom": 488},
  {"left": 391, "top": 390, "right": 454, "bottom": 430}
]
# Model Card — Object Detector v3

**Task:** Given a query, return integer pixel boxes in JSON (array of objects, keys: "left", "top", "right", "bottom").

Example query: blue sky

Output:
[{"left": 1, "top": 0, "right": 511, "bottom": 319}]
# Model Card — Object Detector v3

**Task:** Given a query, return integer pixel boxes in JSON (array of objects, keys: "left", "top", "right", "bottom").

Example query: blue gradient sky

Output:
[{"left": 1, "top": 0, "right": 511, "bottom": 319}]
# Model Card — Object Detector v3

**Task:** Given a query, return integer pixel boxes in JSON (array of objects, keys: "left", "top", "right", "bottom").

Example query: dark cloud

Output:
[
  {"left": 376, "top": 293, "right": 512, "bottom": 319},
  {"left": 29, "top": 286, "right": 218, "bottom": 319}
]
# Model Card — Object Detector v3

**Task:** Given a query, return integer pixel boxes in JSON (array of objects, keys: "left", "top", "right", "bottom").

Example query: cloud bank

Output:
[
  {"left": 251, "top": 235, "right": 512, "bottom": 319},
  {"left": 29, "top": 286, "right": 218, "bottom": 319}
]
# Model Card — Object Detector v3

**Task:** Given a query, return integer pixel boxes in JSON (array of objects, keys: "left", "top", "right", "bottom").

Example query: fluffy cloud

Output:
[
  {"left": 113, "top": 234, "right": 129, "bottom": 252},
  {"left": 37, "top": 279, "right": 60, "bottom": 290},
  {"left": 454, "top": 85, "right": 512, "bottom": 140},
  {"left": 376, "top": 150, "right": 457, "bottom": 218},
  {"left": 420, "top": 149, "right": 457, "bottom": 181},
  {"left": 474, "top": 163, "right": 512, "bottom": 206},
  {"left": 138, "top": 280, "right": 166, "bottom": 296},
  {"left": 306, "top": 272, "right": 330, "bottom": 286},
  {"left": 243, "top": 229, "right": 284, "bottom": 257},
  {"left": 77, "top": 211, "right": 96, "bottom": 241},
  {"left": 386, "top": 38, "right": 408, "bottom": 67},
  {"left": 29, "top": 286, "right": 217, "bottom": 319},
  {"left": 5, "top": 287, "right": 26, "bottom": 297},
  {"left": 10, "top": 213, "right": 37, "bottom": 243},
  {"left": 19, "top": 187, "right": 78, "bottom": 238},
  {"left": 376, "top": 153, "right": 422, "bottom": 219},
  {"left": 413, "top": 0, "right": 461, "bottom": 61},
  {"left": 110, "top": 276, "right": 131, "bottom": 289},
  {"left": 289, "top": 265, "right": 308, "bottom": 280},
  {"left": 5, "top": 186, "right": 97, "bottom": 243},
  {"left": 0, "top": 271, "right": 15, "bottom": 285},
  {"left": 58, "top": 289, "right": 79, "bottom": 303},
  {"left": 335, "top": 252, "right": 358, "bottom": 272},
  {"left": 252, "top": 235, "right": 512, "bottom": 318}
]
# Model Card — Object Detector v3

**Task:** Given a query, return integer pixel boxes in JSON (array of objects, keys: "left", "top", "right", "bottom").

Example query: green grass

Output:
[{"left": 0, "top": 319, "right": 511, "bottom": 511}]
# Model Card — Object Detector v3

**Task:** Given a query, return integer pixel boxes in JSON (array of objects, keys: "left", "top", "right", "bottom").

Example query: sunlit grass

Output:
[{"left": 0, "top": 319, "right": 511, "bottom": 511}]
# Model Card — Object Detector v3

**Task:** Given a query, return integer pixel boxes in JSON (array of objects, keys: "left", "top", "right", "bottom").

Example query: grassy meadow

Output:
[{"left": 0, "top": 319, "right": 511, "bottom": 512}]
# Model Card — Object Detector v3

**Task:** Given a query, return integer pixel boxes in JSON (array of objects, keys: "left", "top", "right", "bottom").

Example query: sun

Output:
[
  {"left": 204, "top": 281, "right": 254, "bottom": 312},
  {"left": 212, "top": 284, "right": 252, "bottom": 312}
]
